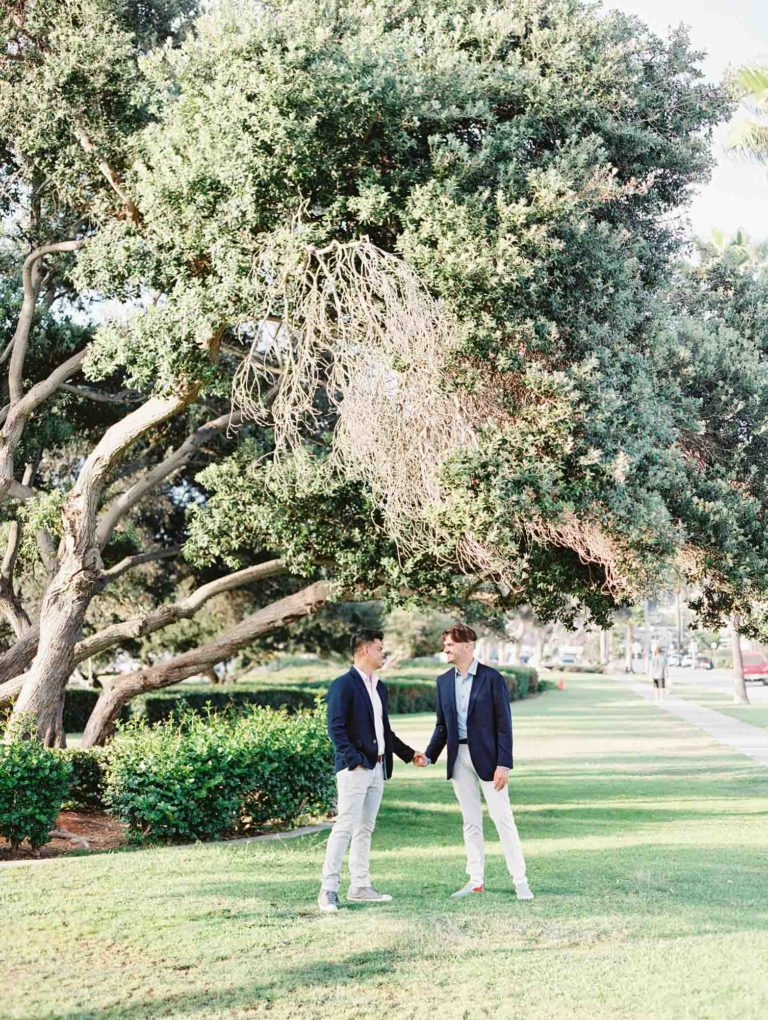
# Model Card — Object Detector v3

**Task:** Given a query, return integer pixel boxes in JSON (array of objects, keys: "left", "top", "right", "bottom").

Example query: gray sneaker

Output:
[
  {"left": 317, "top": 888, "right": 339, "bottom": 912},
  {"left": 515, "top": 880, "right": 534, "bottom": 901},
  {"left": 450, "top": 881, "right": 485, "bottom": 899},
  {"left": 346, "top": 885, "right": 393, "bottom": 903}
]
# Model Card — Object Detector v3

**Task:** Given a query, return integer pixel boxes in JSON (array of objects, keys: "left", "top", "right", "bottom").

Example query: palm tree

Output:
[{"left": 727, "top": 64, "right": 768, "bottom": 164}]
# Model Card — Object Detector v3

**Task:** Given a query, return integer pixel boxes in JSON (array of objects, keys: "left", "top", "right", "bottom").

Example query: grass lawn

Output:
[
  {"left": 669, "top": 678, "right": 768, "bottom": 732},
  {"left": 2, "top": 673, "right": 767, "bottom": 1019}
]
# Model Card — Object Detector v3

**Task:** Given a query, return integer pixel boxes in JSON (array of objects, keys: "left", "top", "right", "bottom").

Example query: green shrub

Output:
[
  {"left": 137, "top": 686, "right": 318, "bottom": 724},
  {"left": 59, "top": 747, "right": 108, "bottom": 811},
  {"left": 63, "top": 688, "right": 131, "bottom": 733},
  {"left": 0, "top": 734, "right": 73, "bottom": 849},
  {"left": 105, "top": 705, "right": 334, "bottom": 843},
  {"left": 234, "top": 709, "right": 336, "bottom": 832},
  {"left": 499, "top": 666, "right": 539, "bottom": 696}
]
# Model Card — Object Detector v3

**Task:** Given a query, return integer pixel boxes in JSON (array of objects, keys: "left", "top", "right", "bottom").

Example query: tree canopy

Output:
[{"left": 2, "top": 0, "right": 758, "bottom": 744}]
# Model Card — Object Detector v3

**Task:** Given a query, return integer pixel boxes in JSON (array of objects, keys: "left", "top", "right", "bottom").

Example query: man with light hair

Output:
[{"left": 422, "top": 623, "right": 533, "bottom": 900}]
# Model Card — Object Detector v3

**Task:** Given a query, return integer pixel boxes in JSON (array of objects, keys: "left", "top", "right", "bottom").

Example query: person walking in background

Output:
[
  {"left": 421, "top": 623, "right": 533, "bottom": 901},
  {"left": 318, "top": 629, "right": 426, "bottom": 912},
  {"left": 649, "top": 645, "right": 669, "bottom": 703}
]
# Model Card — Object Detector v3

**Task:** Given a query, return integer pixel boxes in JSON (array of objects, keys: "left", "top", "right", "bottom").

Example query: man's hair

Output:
[
  {"left": 442, "top": 623, "right": 477, "bottom": 644},
  {"left": 350, "top": 629, "right": 384, "bottom": 657}
]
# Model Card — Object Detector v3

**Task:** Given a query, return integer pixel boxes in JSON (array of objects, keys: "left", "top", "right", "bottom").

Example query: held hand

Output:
[
  {"left": 412, "top": 752, "right": 427, "bottom": 767},
  {"left": 493, "top": 766, "right": 510, "bottom": 791}
]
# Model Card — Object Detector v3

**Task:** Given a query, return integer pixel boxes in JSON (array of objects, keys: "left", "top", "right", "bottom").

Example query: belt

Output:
[{"left": 458, "top": 738, "right": 468, "bottom": 744}]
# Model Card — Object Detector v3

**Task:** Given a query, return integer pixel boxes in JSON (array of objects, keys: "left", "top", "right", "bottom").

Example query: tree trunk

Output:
[
  {"left": 624, "top": 621, "right": 634, "bottom": 672},
  {"left": 731, "top": 614, "right": 750, "bottom": 705},
  {"left": 8, "top": 390, "right": 201, "bottom": 743},
  {"left": 9, "top": 547, "right": 98, "bottom": 742},
  {"left": 81, "top": 581, "right": 331, "bottom": 746}
]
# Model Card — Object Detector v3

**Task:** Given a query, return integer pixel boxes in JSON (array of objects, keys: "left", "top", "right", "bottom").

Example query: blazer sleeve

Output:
[
  {"left": 425, "top": 679, "right": 448, "bottom": 764},
  {"left": 493, "top": 671, "right": 513, "bottom": 770},
  {"left": 326, "top": 676, "right": 366, "bottom": 770}
]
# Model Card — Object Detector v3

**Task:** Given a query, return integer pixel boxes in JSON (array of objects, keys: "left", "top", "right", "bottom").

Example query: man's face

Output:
[
  {"left": 443, "top": 635, "right": 471, "bottom": 662},
  {"left": 366, "top": 638, "right": 386, "bottom": 670}
]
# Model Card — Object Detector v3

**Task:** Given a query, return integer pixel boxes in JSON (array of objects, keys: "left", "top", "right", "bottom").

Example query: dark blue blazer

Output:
[
  {"left": 326, "top": 668, "right": 415, "bottom": 779},
  {"left": 425, "top": 663, "right": 513, "bottom": 781}
]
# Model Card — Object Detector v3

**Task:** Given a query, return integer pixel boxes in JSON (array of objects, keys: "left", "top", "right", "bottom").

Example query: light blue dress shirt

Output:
[{"left": 455, "top": 658, "right": 479, "bottom": 739}]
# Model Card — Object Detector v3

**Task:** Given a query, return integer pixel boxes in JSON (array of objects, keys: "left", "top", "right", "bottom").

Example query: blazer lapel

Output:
[
  {"left": 467, "top": 664, "right": 486, "bottom": 721},
  {"left": 441, "top": 673, "right": 458, "bottom": 732},
  {"left": 351, "top": 668, "right": 375, "bottom": 727}
]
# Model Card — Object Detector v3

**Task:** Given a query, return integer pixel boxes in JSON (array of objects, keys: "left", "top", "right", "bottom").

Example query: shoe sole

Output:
[{"left": 346, "top": 896, "right": 393, "bottom": 903}]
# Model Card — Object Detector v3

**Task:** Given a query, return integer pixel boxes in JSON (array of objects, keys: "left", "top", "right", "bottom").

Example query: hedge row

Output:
[
  {"left": 2, "top": 706, "right": 335, "bottom": 849},
  {"left": 63, "top": 665, "right": 539, "bottom": 730},
  {"left": 104, "top": 707, "right": 335, "bottom": 843}
]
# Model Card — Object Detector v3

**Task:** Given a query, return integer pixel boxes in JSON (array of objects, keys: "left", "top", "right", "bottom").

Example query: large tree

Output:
[{"left": 1, "top": 0, "right": 732, "bottom": 744}]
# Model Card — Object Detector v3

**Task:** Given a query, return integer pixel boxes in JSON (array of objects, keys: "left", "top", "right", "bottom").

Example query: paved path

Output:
[{"left": 615, "top": 675, "right": 768, "bottom": 768}]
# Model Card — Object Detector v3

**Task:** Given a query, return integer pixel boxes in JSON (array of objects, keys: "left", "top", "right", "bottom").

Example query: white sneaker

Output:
[
  {"left": 346, "top": 886, "right": 393, "bottom": 903},
  {"left": 317, "top": 889, "right": 339, "bottom": 912},
  {"left": 450, "top": 881, "right": 485, "bottom": 899},
  {"left": 515, "top": 880, "right": 534, "bottom": 900}
]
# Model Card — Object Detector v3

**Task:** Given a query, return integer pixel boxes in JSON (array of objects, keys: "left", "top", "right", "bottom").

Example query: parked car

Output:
[
  {"left": 695, "top": 655, "right": 714, "bottom": 670},
  {"left": 741, "top": 652, "right": 768, "bottom": 685},
  {"left": 667, "top": 652, "right": 681, "bottom": 667}
]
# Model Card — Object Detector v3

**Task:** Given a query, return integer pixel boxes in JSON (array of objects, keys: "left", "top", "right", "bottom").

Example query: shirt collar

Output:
[
  {"left": 455, "top": 658, "right": 479, "bottom": 680},
  {"left": 353, "top": 664, "right": 376, "bottom": 685}
]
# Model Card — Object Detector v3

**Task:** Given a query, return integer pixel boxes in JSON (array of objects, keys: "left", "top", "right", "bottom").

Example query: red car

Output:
[{"left": 742, "top": 651, "right": 768, "bottom": 685}]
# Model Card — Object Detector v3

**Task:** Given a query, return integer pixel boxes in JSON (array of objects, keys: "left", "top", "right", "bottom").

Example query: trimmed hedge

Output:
[
  {"left": 59, "top": 746, "right": 108, "bottom": 811},
  {"left": 64, "top": 689, "right": 131, "bottom": 732},
  {"left": 0, "top": 735, "right": 72, "bottom": 849},
  {"left": 105, "top": 705, "right": 335, "bottom": 843},
  {"left": 136, "top": 686, "right": 319, "bottom": 724}
]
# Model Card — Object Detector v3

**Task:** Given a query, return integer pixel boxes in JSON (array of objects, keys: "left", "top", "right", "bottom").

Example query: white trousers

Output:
[
  {"left": 321, "top": 762, "right": 385, "bottom": 892},
  {"left": 451, "top": 745, "right": 527, "bottom": 886}
]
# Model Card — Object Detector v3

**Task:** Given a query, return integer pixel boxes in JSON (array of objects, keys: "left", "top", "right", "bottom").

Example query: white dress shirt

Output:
[
  {"left": 354, "top": 665, "right": 385, "bottom": 757},
  {"left": 455, "top": 658, "right": 479, "bottom": 739}
]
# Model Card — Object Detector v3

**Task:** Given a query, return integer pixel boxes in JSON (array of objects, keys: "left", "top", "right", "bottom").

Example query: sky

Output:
[{"left": 605, "top": 0, "right": 768, "bottom": 241}]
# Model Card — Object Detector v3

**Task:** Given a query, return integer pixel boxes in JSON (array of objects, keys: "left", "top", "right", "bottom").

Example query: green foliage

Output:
[
  {"left": 137, "top": 686, "right": 319, "bottom": 724},
  {"left": 0, "top": 727, "right": 72, "bottom": 848},
  {"left": 104, "top": 706, "right": 334, "bottom": 842},
  {"left": 59, "top": 746, "right": 108, "bottom": 811}
]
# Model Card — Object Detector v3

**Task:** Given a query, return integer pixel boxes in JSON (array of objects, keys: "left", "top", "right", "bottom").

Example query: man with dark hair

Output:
[
  {"left": 423, "top": 623, "right": 533, "bottom": 900},
  {"left": 318, "top": 629, "right": 425, "bottom": 912}
]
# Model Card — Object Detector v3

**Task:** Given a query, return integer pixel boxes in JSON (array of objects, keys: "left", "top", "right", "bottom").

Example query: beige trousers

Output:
[
  {"left": 321, "top": 762, "right": 385, "bottom": 892},
  {"left": 451, "top": 745, "right": 527, "bottom": 886}
]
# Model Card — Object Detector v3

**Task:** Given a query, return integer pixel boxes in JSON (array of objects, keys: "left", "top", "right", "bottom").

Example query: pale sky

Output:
[{"left": 605, "top": 0, "right": 768, "bottom": 241}]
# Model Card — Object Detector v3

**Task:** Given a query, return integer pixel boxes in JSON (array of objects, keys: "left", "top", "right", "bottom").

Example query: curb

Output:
[{"left": 0, "top": 821, "right": 332, "bottom": 870}]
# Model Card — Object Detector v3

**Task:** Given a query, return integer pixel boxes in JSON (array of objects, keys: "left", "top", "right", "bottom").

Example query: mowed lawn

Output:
[{"left": 2, "top": 675, "right": 768, "bottom": 1020}]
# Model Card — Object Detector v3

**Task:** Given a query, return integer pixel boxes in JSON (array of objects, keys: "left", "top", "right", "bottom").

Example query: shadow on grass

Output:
[{"left": 49, "top": 948, "right": 404, "bottom": 1019}]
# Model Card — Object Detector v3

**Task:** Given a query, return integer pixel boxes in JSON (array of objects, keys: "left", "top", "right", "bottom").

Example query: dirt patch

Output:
[{"left": 0, "top": 810, "right": 128, "bottom": 861}]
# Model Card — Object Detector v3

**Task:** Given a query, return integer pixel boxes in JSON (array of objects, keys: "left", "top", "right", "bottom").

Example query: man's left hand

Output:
[{"left": 493, "top": 766, "right": 510, "bottom": 791}]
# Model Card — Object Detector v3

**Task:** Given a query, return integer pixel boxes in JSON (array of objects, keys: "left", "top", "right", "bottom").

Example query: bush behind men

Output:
[{"left": 318, "top": 624, "right": 532, "bottom": 910}]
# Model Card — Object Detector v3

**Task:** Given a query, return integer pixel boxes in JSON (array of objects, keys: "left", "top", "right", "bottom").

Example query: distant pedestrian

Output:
[{"left": 649, "top": 646, "right": 668, "bottom": 703}]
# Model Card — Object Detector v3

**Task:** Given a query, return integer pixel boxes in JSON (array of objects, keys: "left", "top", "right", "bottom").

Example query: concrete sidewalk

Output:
[{"left": 615, "top": 675, "right": 768, "bottom": 768}]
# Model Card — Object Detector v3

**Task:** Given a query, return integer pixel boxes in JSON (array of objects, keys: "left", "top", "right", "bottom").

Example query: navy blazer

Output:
[
  {"left": 326, "top": 668, "right": 415, "bottom": 779},
  {"left": 425, "top": 663, "right": 513, "bottom": 781}
]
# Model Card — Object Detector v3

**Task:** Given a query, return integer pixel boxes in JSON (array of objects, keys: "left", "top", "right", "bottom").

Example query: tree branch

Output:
[
  {"left": 100, "top": 546, "right": 181, "bottom": 583},
  {"left": 0, "top": 347, "right": 87, "bottom": 504},
  {"left": 8, "top": 239, "right": 85, "bottom": 406},
  {"left": 60, "top": 384, "right": 144, "bottom": 406},
  {"left": 73, "top": 123, "right": 140, "bottom": 224},
  {"left": 95, "top": 409, "right": 243, "bottom": 548},
  {"left": 81, "top": 579, "right": 332, "bottom": 746},
  {"left": 79, "top": 558, "right": 286, "bottom": 661}
]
